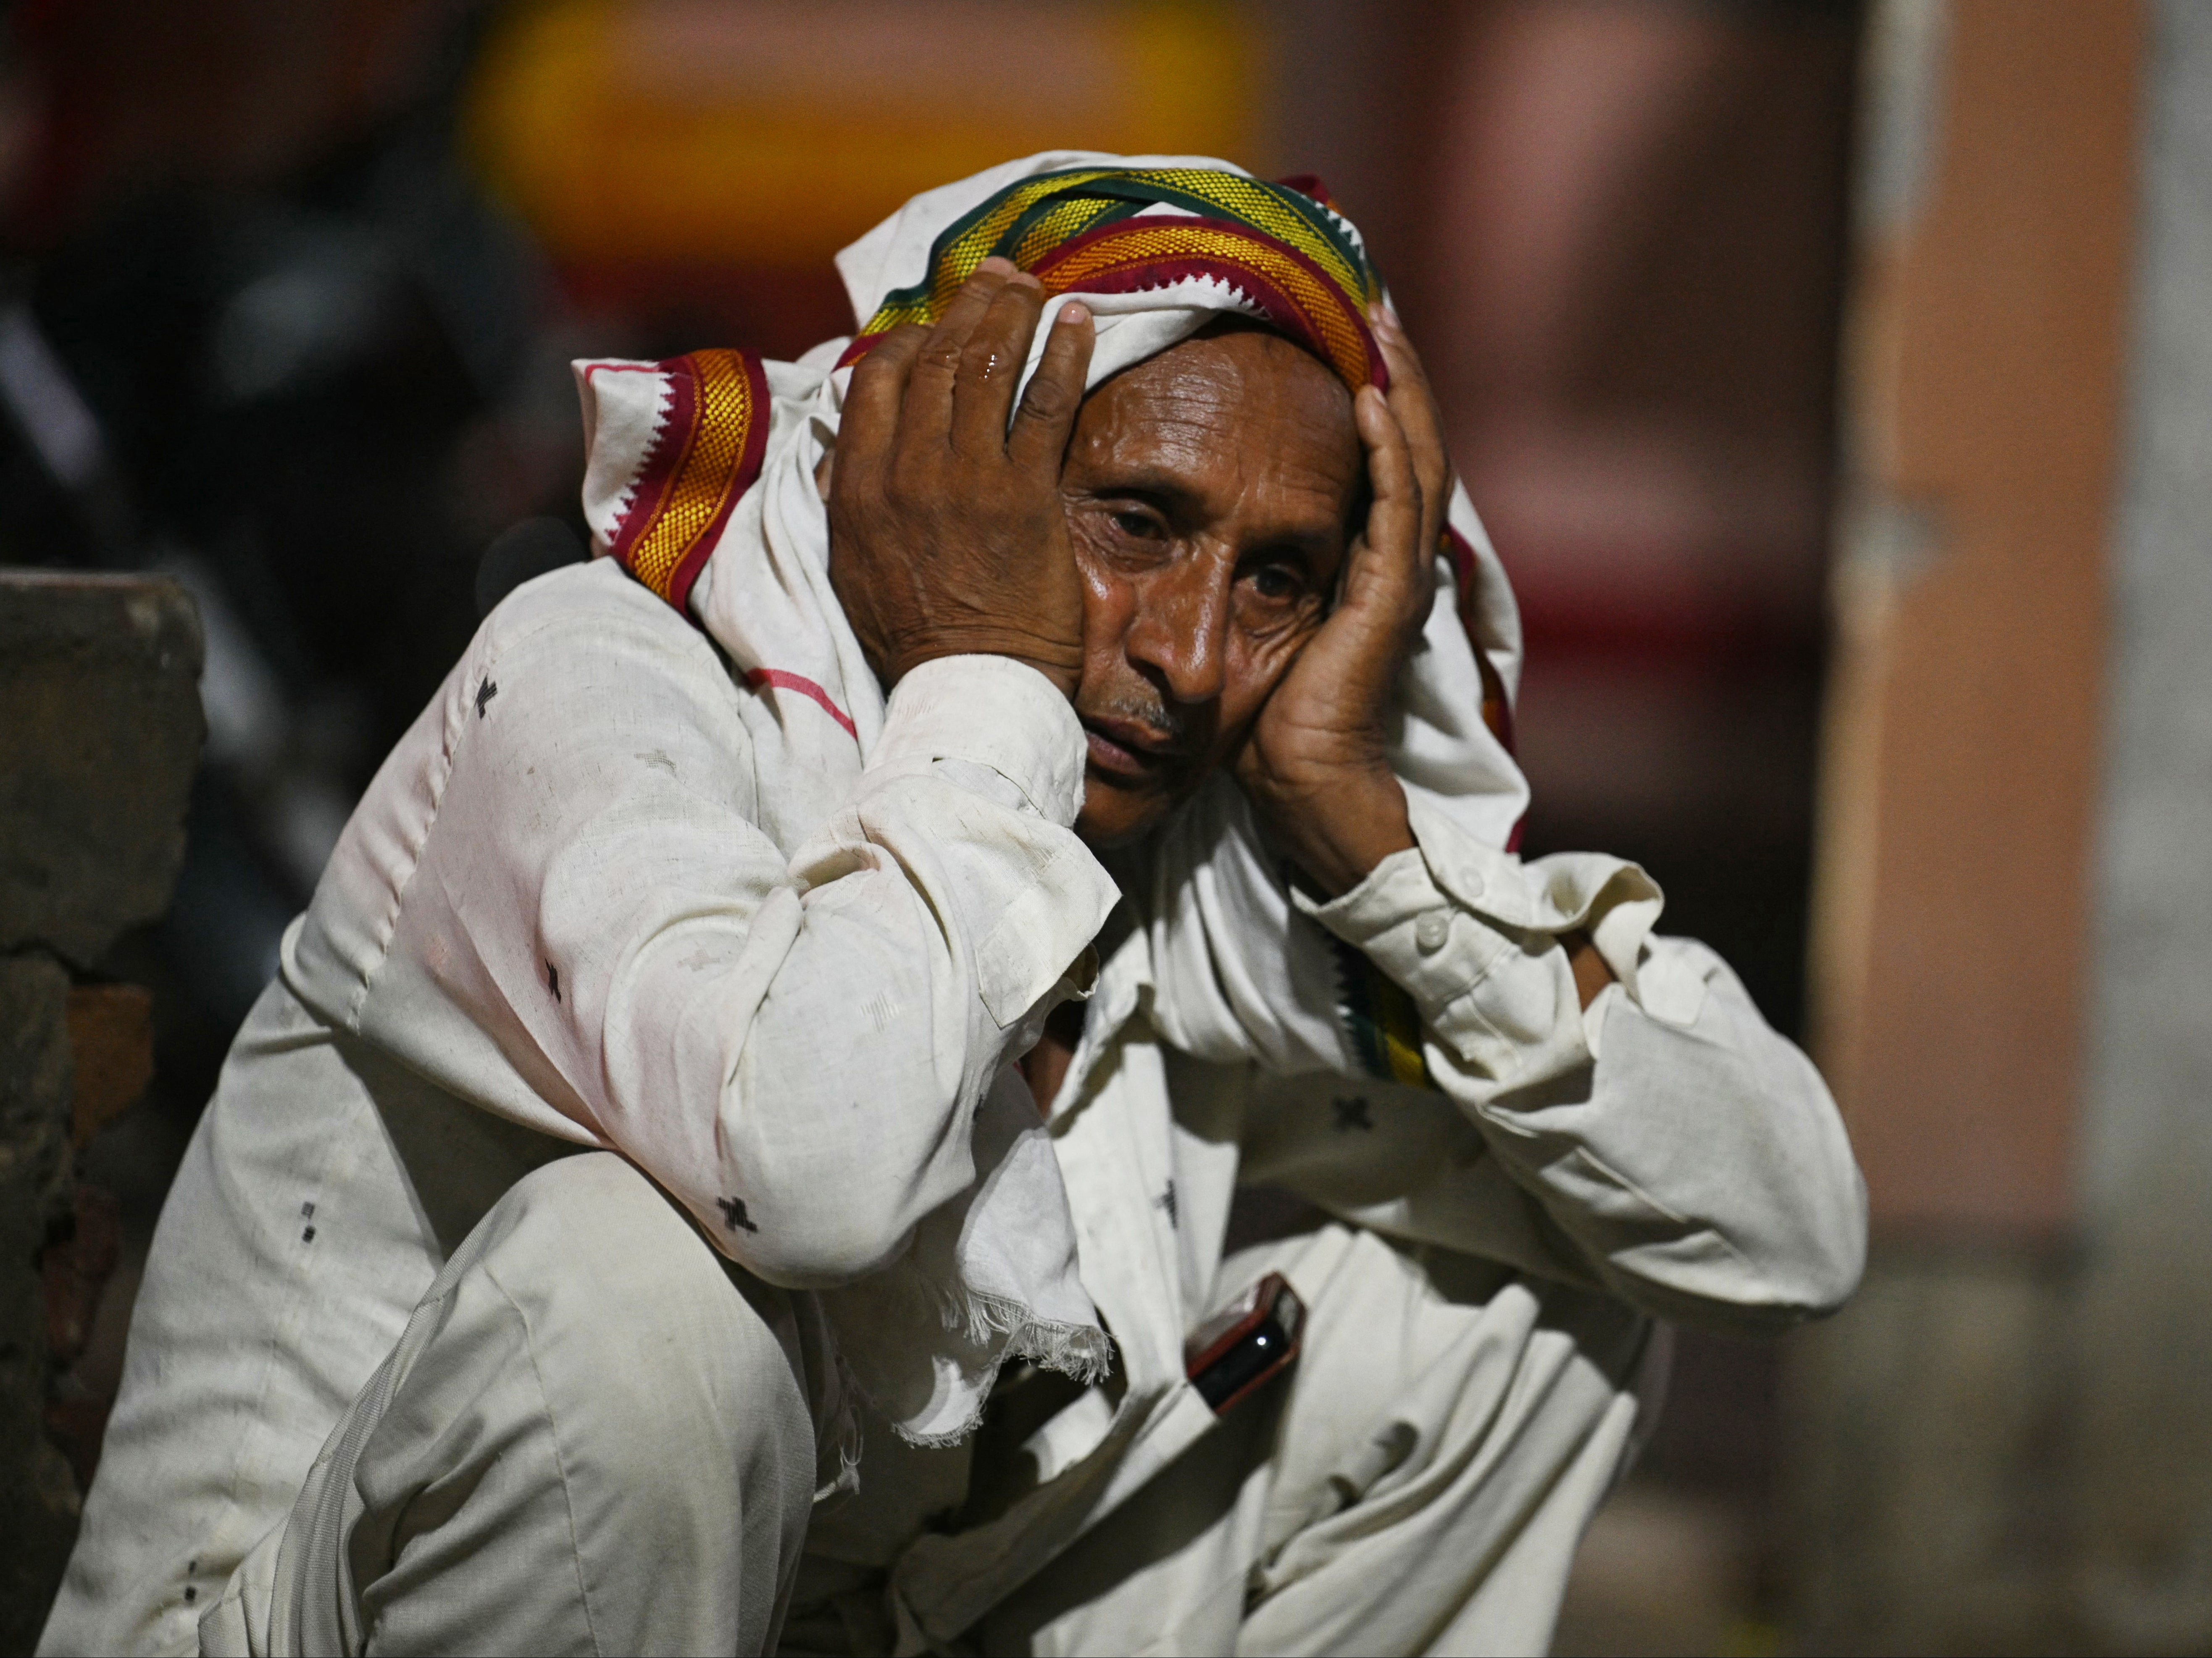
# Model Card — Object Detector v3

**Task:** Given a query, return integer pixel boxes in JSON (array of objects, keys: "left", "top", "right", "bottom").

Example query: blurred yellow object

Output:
[{"left": 466, "top": 0, "right": 1259, "bottom": 271}]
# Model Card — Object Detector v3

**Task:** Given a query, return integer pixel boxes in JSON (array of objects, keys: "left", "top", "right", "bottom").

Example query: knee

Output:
[
  {"left": 464, "top": 1154, "right": 810, "bottom": 1464},
  {"left": 313, "top": 1156, "right": 819, "bottom": 1655}
]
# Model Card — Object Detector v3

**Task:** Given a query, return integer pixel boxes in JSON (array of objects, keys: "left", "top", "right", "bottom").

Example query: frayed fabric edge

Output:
[
  {"left": 952, "top": 1288, "right": 1116, "bottom": 1387},
  {"left": 881, "top": 1289, "right": 1118, "bottom": 1450}
]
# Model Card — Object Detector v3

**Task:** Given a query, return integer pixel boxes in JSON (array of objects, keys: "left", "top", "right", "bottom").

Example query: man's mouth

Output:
[{"left": 1081, "top": 716, "right": 1181, "bottom": 782}]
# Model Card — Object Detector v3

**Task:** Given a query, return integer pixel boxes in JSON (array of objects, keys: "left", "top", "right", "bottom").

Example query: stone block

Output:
[
  {"left": 0, "top": 952, "right": 76, "bottom": 1655},
  {"left": 0, "top": 572, "right": 204, "bottom": 968}
]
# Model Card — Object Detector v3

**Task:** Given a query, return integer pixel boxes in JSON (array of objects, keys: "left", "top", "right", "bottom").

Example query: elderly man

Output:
[{"left": 45, "top": 156, "right": 1862, "bottom": 1658}]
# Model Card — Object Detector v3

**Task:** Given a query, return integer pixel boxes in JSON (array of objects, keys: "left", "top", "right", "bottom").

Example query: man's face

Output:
[{"left": 1062, "top": 326, "right": 1364, "bottom": 848}]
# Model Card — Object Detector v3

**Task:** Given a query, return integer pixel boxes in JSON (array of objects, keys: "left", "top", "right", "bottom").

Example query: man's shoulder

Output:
[
  {"left": 434, "top": 557, "right": 755, "bottom": 781},
  {"left": 473, "top": 557, "right": 735, "bottom": 699},
  {"left": 484, "top": 554, "right": 707, "bottom": 649}
]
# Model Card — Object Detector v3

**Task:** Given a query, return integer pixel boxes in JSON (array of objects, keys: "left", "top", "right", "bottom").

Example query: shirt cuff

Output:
[
  {"left": 870, "top": 655, "right": 1088, "bottom": 827},
  {"left": 1293, "top": 806, "right": 1656, "bottom": 1090},
  {"left": 1296, "top": 846, "right": 1580, "bottom": 1083}
]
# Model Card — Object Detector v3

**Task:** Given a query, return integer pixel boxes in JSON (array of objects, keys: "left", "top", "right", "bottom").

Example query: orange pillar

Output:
[{"left": 1810, "top": 0, "right": 2142, "bottom": 1236}]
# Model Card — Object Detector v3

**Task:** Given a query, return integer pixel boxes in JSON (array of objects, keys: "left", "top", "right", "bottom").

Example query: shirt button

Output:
[{"left": 1415, "top": 911, "right": 1450, "bottom": 954}]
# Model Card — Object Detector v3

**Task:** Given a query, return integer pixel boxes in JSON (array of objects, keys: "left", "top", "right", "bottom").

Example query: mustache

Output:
[{"left": 1089, "top": 690, "right": 1192, "bottom": 751}]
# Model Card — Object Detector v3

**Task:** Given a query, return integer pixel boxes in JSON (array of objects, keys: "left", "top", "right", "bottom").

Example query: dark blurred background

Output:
[{"left": 11, "top": 2, "right": 2207, "bottom": 1653}]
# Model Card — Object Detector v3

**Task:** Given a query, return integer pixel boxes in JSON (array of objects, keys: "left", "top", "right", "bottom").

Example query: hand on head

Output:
[
  {"left": 829, "top": 257, "right": 1095, "bottom": 698},
  {"left": 1231, "top": 307, "right": 1452, "bottom": 895},
  {"left": 827, "top": 268, "right": 1455, "bottom": 896}
]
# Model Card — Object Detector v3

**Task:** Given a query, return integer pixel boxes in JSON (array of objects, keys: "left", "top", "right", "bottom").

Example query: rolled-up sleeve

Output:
[
  {"left": 1298, "top": 802, "right": 1867, "bottom": 1333},
  {"left": 293, "top": 566, "right": 1119, "bottom": 1288}
]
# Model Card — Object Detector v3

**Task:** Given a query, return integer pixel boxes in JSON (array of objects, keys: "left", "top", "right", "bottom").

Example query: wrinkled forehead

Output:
[
  {"left": 1066, "top": 325, "right": 1367, "bottom": 521},
  {"left": 1079, "top": 318, "right": 1354, "bottom": 432}
]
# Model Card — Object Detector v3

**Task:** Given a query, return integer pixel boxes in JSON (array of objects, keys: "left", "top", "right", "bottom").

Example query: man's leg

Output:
[
  {"left": 201, "top": 1152, "right": 821, "bottom": 1657},
  {"left": 981, "top": 1225, "right": 1657, "bottom": 1658}
]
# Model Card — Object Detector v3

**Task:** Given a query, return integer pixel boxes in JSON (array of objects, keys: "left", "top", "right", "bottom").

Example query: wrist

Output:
[{"left": 1268, "top": 770, "right": 1412, "bottom": 898}]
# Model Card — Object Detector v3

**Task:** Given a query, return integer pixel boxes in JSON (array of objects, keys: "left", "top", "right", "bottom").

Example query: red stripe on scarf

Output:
[{"left": 744, "top": 668, "right": 857, "bottom": 739}]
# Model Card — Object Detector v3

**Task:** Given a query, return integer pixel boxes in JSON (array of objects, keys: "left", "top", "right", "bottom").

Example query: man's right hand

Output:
[{"left": 828, "top": 258, "right": 1096, "bottom": 699}]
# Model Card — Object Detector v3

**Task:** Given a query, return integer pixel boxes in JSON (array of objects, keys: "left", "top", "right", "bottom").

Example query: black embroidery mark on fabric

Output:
[
  {"left": 300, "top": 1201, "right": 315, "bottom": 1218},
  {"left": 1332, "top": 1096, "right": 1374, "bottom": 1133},
  {"left": 718, "top": 1196, "right": 760, "bottom": 1233},
  {"left": 1155, "top": 1181, "right": 1178, "bottom": 1227},
  {"left": 546, "top": 961, "right": 560, "bottom": 1002},
  {"left": 476, "top": 677, "right": 498, "bottom": 718},
  {"left": 301, "top": 1226, "right": 316, "bottom": 1242}
]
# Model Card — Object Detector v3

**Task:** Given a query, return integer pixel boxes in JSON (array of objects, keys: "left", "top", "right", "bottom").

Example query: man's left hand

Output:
[{"left": 1234, "top": 307, "right": 1449, "bottom": 897}]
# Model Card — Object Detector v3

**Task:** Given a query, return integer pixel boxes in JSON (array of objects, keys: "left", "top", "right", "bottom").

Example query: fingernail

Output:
[
  {"left": 1059, "top": 302, "right": 1090, "bottom": 324},
  {"left": 976, "top": 255, "right": 1017, "bottom": 278},
  {"left": 1010, "top": 269, "right": 1042, "bottom": 291}
]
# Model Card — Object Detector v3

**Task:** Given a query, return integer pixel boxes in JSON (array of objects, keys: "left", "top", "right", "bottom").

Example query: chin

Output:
[{"left": 1074, "top": 771, "right": 1176, "bottom": 851}]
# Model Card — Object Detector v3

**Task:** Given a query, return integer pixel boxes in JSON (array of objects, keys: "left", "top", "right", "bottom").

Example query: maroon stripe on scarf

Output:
[{"left": 606, "top": 349, "right": 770, "bottom": 619}]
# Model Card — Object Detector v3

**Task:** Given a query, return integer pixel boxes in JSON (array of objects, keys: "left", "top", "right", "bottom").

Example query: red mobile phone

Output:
[{"left": 1184, "top": 1271, "right": 1305, "bottom": 1414}]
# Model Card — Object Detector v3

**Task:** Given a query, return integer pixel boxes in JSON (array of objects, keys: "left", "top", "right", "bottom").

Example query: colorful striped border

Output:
[
  {"left": 840, "top": 215, "right": 1382, "bottom": 393},
  {"left": 838, "top": 167, "right": 1386, "bottom": 394},
  {"left": 1331, "top": 935, "right": 1431, "bottom": 1088},
  {"left": 608, "top": 348, "right": 770, "bottom": 617}
]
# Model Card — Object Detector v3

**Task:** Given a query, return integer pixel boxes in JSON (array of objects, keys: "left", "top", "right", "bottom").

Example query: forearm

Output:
[
  {"left": 1563, "top": 949, "right": 1867, "bottom": 1328},
  {"left": 588, "top": 657, "right": 1118, "bottom": 1283},
  {"left": 1300, "top": 803, "right": 1864, "bottom": 1330}
]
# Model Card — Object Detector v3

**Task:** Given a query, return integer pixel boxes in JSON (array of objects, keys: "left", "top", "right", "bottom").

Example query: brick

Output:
[
  {"left": 0, "top": 572, "right": 204, "bottom": 968},
  {"left": 0, "top": 952, "right": 76, "bottom": 1652},
  {"left": 64, "top": 983, "right": 153, "bottom": 1149}
]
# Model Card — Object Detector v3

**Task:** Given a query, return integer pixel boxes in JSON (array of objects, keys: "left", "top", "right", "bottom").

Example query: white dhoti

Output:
[
  {"left": 193, "top": 1149, "right": 1652, "bottom": 1658},
  {"left": 974, "top": 1226, "right": 1656, "bottom": 1658},
  {"left": 200, "top": 1153, "right": 823, "bottom": 1657}
]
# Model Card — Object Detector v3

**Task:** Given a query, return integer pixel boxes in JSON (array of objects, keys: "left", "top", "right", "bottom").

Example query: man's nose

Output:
[{"left": 1124, "top": 552, "right": 1231, "bottom": 706}]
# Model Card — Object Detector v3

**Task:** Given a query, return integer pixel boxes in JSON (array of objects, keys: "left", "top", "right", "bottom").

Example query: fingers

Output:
[
  {"left": 1349, "top": 386, "right": 1418, "bottom": 583},
  {"left": 1344, "top": 386, "right": 1435, "bottom": 641},
  {"left": 951, "top": 271, "right": 1047, "bottom": 455},
  {"left": 1367, "top": 303, "right": 1455, "bottom": 558},
  {"left": 904, "top": 257, "right": 1019, "bottom": 436},
  {"left": 1007, "top": 302, "right": 1094, "bottom": 470},
  {"left": 895, "top": 258, "right": 1076, "bottom": 463},
  {"left": 839, "top": 323, "right": 928, "bottom": 487}
]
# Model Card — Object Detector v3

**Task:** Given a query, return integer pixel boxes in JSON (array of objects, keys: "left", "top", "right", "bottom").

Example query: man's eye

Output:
[
  {"left": 1111, "top": 510, "right": 1163, "bottom": 540},
  {"left": 1249, "top": 566, "right": 1303, "bottom": 602}
]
